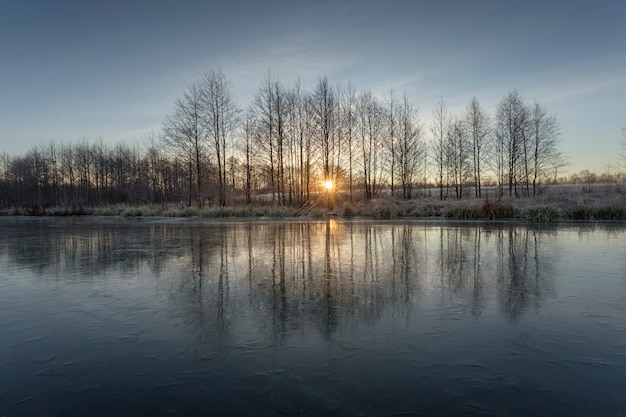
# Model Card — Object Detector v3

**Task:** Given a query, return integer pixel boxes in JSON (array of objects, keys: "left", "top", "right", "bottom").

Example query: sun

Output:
[{"left": 324, "top": 180, "right": 334, "bottom": 191}]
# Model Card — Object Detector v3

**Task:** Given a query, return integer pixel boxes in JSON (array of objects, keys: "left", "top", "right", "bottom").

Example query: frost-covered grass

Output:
[
  {"left": 1, "top": 184, "right": 625, "bottom": 222},
  {"left": 593, "top": 206, "right": 626, "bottom": 220},
  {"left": 1, "top": 204, "right": 285, "bottom": 218},
  {"left": 0, "top": 205, "right": 96, "bottom": 216},
  {"left": 446, "top": 205, "right": 482, "bottom": 220},
  {"left": 338, "top": 185, "right": 626, "bottom": 222},
  {"left": 522, "top": 206, "right": 560, "bottom": 222}
]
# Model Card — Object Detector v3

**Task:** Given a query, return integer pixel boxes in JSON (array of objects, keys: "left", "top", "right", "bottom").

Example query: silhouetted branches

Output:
[{"left": 0, "top": 71, "right": 573, "bottom": 211}]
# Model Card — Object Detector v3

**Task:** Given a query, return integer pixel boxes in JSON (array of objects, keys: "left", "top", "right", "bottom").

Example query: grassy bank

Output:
[
  {"left": 2, "top": 185, "right": 626, "bottom": 222},
  {"left": 341, "top": 196, "right": 625, "bottom": 222}
]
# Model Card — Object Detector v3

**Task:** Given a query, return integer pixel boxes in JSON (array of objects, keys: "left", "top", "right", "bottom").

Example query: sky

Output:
[{"left": 1, "top": 0, "right": 625, "bottom": 173}]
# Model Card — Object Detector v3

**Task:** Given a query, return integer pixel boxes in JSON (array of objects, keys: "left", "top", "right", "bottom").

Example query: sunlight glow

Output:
[{"left": 324, "top": 180, "right": 334, "bottom": 190}]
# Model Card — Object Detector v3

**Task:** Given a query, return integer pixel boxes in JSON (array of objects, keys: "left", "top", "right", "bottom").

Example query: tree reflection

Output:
[
  {"left": 497, "top": 227, "right": 554, "bottom": 320},
  {"left": 165, "top": 226, "right": 234, "bottom": 358},
  {"left": 436, "top": 224, "right": 556, "bottom": 320},
  {"left": 0, "top": 219, "right": 566, "bottom": 345}
]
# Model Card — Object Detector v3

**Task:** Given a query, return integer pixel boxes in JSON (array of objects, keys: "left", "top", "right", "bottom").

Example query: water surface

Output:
[{"left": 1, "top": 218, "right": 625, "bottom": 416}]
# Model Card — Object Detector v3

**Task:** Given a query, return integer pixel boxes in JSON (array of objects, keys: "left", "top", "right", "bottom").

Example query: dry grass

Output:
[
  {"left": 330, "top": 184, "right": 626, "bottom": 222},
  {"left": 1, "top": 184, "right": 625, "bottom": 222}
]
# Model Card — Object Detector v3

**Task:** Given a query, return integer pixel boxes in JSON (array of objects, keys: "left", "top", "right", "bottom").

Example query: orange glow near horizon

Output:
[{"left": 324, "top": 180, "right": 334, "bottom": 191}]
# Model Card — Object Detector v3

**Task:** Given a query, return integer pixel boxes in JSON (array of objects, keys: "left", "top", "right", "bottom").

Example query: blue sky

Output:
[{"left": 1, "top": 0, "right": 625, "bottom": 173}]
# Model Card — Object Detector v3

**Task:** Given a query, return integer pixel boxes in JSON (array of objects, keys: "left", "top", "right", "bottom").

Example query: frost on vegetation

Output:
[
  {"left": 446, "top": 205, "right": 481, "bottom": 220},
  {"left": 523, "top": 206, "right": 560, "bottom": 222},
  {"left": 480, "top": 198, "right": 516, "bottom": 219}
]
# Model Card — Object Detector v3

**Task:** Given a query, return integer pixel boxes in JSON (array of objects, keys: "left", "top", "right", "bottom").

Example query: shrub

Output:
[
  {"left": 250, "top": 207, "right": 267, "bottom": 217},
  {"left": 408, "top": 207, "right": 427, "bottom": 217},
  {"left": 480, "top": 198, "right": 516, "bottom": 219},
  {"left": 371, "top": 204, "right": 398, "bottom": 220},
  {"left": 198, "top": 207, "right": 236, "bottom": 218},
  {"left": 523, "top": 206, "right": 560, "bottom": 222},
  {"left": 231, "top": 207, "right": 251, "bottom": 217},
  {"left": 121, "top": 208, "right": 143, "bottom": 217},
  {"left": 48, "top": 207, "right": 70, "bottom": 216},
  {"left": 75, "top": 206, "right": 94, "bottom": 216},
  {"left": 93, "top": 207, "right": 118, "bottom": 216},
  {"left": 180, "top": 207, "right": 198, "bottom": 217},
  {"left": 309, "top": 208, "right": 326, "bottom": 218},
  {"left": 447, "top": 205, "right": 481, "bottom": 220},
  {"left": 408, "top": 204, "right": 437, "bottom": 217},
  {"left": 594, "top": 206, "right": 626, "bottom": 220},
  {"left": 269, "top": 208, "right": 289, "bottom": 218},
  {"left": 121, "top": 207, "right": 157, "bottom": 217},
  {"left": 566, "top": 206, "right": 594, "bottom": 220}
]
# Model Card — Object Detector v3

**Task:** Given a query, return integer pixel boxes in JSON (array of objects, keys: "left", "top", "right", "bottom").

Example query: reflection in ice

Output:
[{"left": 1, "top": 218, "right": 625, "bottom": 416}]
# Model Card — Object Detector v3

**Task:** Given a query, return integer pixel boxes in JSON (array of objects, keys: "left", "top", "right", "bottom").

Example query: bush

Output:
[
  {"left": 48, "top": 207, "right": 70, "bottom": 216},
  {"left": 250, "top": 207, "right": 267, "bottom": 217},
  {"left": 566, "top": 206, "right": 594, "bottom": 220},
  {"left": 594, "top": 206, "right": 626, "bottom": 220},
  {"left": 309, "top": 208, "right": 326, "bottom": 218},
  {"left": 446, "top": 205, "right": 481, "bottom": 220},
  {"left": 93, "top": 207, "right": 119, "bottom": 216},
  {"left": 480, "top": 198, "right": 516, "bottom": 219},
  {"left": 121, "top": 208, "right": 143, "bottom": 217},
  {"left": 198, "top": 207, "right": 235, "bottom": 218},
  {"left": 269, "top": 208, "right": 289, "bottom": 218},
  {"left": 408, "top": 204, "right": 436, "bottom": 217},
  {"left": 371, "top": 204, "right": 398, "bottom": 220},
  {"left": 120, "top": 207, "right": 159, "bottom": 217},
  {"left": 180, "top": 207, "right": 198, "bottom": 217},
  {"left": 523, "top": 206, "right": 560, "bottom": 222},
  {"left": 408, "top": 207, "right": 426, "bottom": 217}
]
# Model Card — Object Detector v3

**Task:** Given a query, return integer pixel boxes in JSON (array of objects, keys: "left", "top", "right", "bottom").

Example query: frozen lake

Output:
[{"left": 1, "top": 217, "right": 625, "bottom": 416}]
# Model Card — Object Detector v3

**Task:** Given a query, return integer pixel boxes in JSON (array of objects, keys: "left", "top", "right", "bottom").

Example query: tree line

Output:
[{"left": 0, "top": 69, "right": 568, "bottom": 210}]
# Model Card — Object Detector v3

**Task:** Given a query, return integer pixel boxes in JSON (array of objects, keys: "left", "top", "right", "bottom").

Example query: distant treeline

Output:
[{"left": 1, "top": 70, "right": 571, "bottom": 210}]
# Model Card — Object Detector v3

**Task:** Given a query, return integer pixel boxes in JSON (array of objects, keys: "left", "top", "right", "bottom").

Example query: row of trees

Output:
[
  {"left": 0, "top": 69, "right": 568, "bottom": 210},
  {"left": 432, "top": 92, "right": 567, "bottom": 201},
  {"left": 0, "top": 139, "right": 177, "bottom": 209}
]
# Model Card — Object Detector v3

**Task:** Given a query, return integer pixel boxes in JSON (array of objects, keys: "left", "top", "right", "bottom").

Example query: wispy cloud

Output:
[
  {"left": 528, "top": 75, "right": 626, "bottom": 104},
  {"left": 217, "top": 32, "right": 361, "bottom": 99}
]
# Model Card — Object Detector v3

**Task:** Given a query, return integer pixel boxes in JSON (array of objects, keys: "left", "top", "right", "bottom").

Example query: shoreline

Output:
[{"left": 2, "top": 194, "right": 625, "bottom": 222}]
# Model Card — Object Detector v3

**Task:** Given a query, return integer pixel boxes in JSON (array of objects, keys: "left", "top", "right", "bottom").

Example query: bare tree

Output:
[
  {"left": 357, "top": 91, "right": 384, "bottom": 199},
  {"left": 162, "top": 82, "right": 207, "bottom": 207},
  {"left": 201, "top": 69, "right": 240, "bottom": 206},
  {"left": 528, "top": 101, "right": 565, "bottom": 195},
  {"left": 340, "top": 82, "right": 357, "bottom": 199},
  {"left": 465, "top": 97, "right": 490, "bottom": 197},
  {"left": 495, "top": 90, "right": 529, "bottom": 197},
  {"left": 60, "top": 142, "right": 76, "bottom": 204},
  {"left": 285, "top": 79, "right": 313, "bottom": 205},
  {"left": 0, "top": 152, "right": 9, "bottom": 207},
  {"left": 446, "top": 117, "right": 470, "bottom": 199},
  {"left": 396, "top": 93, "right": 424, "bottom": 199},
  {"left": 240, "top": 109, "right": 255, "bottom": 204},
  {"left": 311, "top": 76, "right": 336, "bottom": 184},
  {"left": 431, "top": 98, "right": 450, "bottom": 200},
  {"left": 491, "top": 122, "right": 507, "bottom": 197},
  {"left": 1, "top": 71, "right": 577, "bottom": 211},
  {"left": 386, "top": 89, "right": 398, "bottom": 197},
  {"left": 272, "top": 79, "right": 289, "bottom": 204},
  {"left": 0, "top": 152, "right": 9, "bottom": 183},
  {"left": 74, "top": 140, "right": 94, "bottom": 205},
  {"left": 251, "top": 71, "right": 277, "bottom": 201},
  {"left": 145, "top": 132, "right": 167, "bottom": 203}
]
